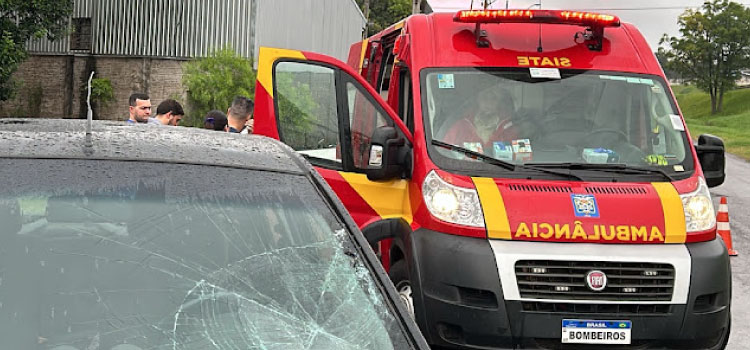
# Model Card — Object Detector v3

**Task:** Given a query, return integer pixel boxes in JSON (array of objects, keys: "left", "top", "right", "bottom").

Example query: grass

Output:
[{"left": 672, "top": 85, "right": 750, "bottom": 160}]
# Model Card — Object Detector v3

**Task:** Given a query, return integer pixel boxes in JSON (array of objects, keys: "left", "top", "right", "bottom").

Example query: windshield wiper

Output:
[
  {"left": 431, "top": 139, "right": 516, "bottom": 170},
  {"left": 431, "top": 140, "right": 583, "bottom": 180},
  {"left": 528, "top": 163, "right": 675, "bottom": 182}
]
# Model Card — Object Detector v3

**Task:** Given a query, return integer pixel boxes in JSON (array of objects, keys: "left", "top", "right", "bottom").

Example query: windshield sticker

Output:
[
  {"left": 640, "top": 78, "right": 655, "bottom": 85},
  {"left": 529, "top": 68, "right": 561, "bottom": 79},
  {"left": 438, "top": 74, "right": 455, "bottom": 89},
  {"left": 669, "top": 114, "right": 685, "bottom": 131},
  {"left": 571, "top": 194, "right": 600, "bottom": 218},
  {"left": 493, "top": 141, "right": 514, "bottom": 161},
  {"left": 651, "top": 85, "right": 663, "bottom": 94},
  {"left": 674, "top": 165, "right": 685, "bottom": 172},
  {"left": 626, "top": 77, "right": 641, "bottom": 84}
]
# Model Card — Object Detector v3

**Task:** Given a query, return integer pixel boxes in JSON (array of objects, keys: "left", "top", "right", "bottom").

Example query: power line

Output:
[{"left": 573, "top": 4, "right": 750, "bottom": 11}]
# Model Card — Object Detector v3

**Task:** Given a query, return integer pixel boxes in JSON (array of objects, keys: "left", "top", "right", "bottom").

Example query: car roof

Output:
[{"left": 0, "top": 119, "right": 307, "bottom": 174}]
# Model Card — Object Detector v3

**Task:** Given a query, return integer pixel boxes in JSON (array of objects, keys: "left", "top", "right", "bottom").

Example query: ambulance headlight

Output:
[
  {"left": 680, "top": 177, "right": 715, "bottom": 232},
  {"left": 422, "top": 171, "right": 485, "bottom": 227}
]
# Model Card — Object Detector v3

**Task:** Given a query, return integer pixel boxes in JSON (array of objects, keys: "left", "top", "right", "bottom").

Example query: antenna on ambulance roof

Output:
[
  {"left": 529, "top": 1, "right": 543, "bottom": 52},
  {"left": 85, "top": 71, "right": 94, "bottom": 147}
]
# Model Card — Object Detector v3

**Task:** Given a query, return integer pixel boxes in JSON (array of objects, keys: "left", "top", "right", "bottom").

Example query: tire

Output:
[
  {"left": 715, "top": 313, "right": 731, "bottom": 350},
  {"left": 389, "top": 260, "right": 415, "bottom": 319}
]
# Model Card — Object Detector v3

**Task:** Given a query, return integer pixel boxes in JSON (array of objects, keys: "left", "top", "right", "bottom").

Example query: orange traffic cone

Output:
[{"left": 717, "top": 197, "right": 738, "bottom": 256}]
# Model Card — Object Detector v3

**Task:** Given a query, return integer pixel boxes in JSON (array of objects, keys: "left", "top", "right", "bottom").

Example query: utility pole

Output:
[
  {"left": 413, "top": 0, "right": 422, "bottom": 14},
  {"left": 364, "top": 0, "right": 370, "bottom": 38}
]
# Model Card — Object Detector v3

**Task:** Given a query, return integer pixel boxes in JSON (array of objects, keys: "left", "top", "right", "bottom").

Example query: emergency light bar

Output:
[
  {"left": 455, "top": 9, "right": 620, "bottom": 51},
  {"left": 454, "top": 9, "right": 620, "bottom": 28}
]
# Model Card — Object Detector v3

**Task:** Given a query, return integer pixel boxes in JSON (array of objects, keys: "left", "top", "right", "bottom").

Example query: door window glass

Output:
[
  {"left": 275, "top": 61, "right": 340, "bottom": 163},
  {"left": 347, "top": 81, "right": 390, "bottom": 170}
]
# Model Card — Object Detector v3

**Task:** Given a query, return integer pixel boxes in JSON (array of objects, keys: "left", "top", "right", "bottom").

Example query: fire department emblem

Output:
[
  {"left": 571, "top": 194, "right": 600, "bottom": 218},
  {"left": 586, "top": 270, "right": 607, "bottom": 291}
]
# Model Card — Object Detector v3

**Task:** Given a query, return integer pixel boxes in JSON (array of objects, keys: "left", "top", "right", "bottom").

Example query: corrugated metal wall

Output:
[
  {"left": 93, "top": 0, "right": 255, "bottom": 58},
  {"left": 255, "top": 0, "right": 366, "bottom": 61},
  {"left": 27, "top": 0, "right": 364, "bottom": 61},
  {"left": 26, "top": 0, "right": 93, "bottom": 53}
]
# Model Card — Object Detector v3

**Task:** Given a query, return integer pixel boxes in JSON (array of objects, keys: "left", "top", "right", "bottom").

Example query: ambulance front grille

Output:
[
  {"left": 515, "top": 260, "right": 675, "bottom": 302},
  {"left": 584, "top": 185, "right": 648, "bottom": 195},
  {"left": 521, "top": 302, "right": 671, "bottom": 315},
  {"left": 507, "top": 184, "right": 572, "bottom": 193}
]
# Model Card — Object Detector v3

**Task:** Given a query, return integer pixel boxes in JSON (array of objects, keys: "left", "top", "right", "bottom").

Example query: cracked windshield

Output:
[
  {"left": 426, "top": 70, "right": 692, "bottom": 172},
  {"left": 0, "top": 159, "right": 409, "bottom": 350}
]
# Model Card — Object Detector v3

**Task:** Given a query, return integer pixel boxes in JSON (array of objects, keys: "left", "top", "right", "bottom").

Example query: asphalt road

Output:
[{"left": 713, "top": 154, "right": 750, "bottom": 350}]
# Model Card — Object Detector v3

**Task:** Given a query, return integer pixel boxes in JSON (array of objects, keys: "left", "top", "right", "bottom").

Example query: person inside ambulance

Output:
[{"left": 442, "top": 87, "right": 518, "bottom": 155}]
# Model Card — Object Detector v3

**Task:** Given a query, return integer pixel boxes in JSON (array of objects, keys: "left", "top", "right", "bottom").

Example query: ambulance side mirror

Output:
[
  {"left": 367, "top": 126, "right": 407, "bottom": 181},
  {"left": 695, "top": 134, "right": 725, "bottom": 188}
]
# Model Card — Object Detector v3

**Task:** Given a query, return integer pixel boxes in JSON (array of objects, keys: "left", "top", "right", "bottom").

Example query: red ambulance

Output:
[{"left": 253, "top": 9, "right": 730, "bottom": 350}]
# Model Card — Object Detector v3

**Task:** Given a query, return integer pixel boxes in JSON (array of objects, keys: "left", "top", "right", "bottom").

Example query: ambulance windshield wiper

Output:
[
  {"left": 431, "top": 140, "right": 584, "bottom": 180},
  {"left": 431, "top": 139, "right": 516, "bottom": 170},
  {"left": 527, "top": 163, "right": 675, "bottom": 182}
]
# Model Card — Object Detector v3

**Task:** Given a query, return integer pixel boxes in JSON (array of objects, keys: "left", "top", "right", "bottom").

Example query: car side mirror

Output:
[
  {"left": 366, "top": 126, "right": 406, "bottom": 181},
  {"left": 695, "top": 134, "right": 725, "bottom": 188}
]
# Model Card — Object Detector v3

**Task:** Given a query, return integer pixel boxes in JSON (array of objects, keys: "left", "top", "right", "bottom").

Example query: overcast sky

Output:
[{"left": 428, "top": 0, "right": 750, "bottom": 49}]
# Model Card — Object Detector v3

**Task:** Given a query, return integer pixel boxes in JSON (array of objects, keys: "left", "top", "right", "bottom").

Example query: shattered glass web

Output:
[{"left": 0, "top": 159, "right": 409, "bottom": 350}]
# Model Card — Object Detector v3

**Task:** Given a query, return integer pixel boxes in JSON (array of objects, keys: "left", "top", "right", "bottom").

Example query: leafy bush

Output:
[
  {"left": 182, "top": 46, "right": 256, "bottom": 127},
  {"left": 80, "top": 77, "right": 114, "bottom": 119},
  {"left": 90, "top": 78, "right": 115, "bottom": 106}
]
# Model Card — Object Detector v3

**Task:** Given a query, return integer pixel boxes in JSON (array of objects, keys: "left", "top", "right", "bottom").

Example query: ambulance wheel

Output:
[{"left": 389, "top": 260, "right": 415, "bottom": 319}]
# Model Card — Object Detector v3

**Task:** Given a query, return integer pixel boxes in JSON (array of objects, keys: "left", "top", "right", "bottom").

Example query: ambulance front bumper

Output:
[{"left": 408, "top": 229, "right": 731, "bottom": 349}]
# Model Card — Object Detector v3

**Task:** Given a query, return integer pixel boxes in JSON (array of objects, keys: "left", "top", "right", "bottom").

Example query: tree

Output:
[
  {"left": 659, "top": 0, "right": 750, "bottom": 114},
  {"left": 355, "top": 0, "right": 411, "bottom": 35},
  {"left": 0, "top": 0, "right": 73, "bottom": 101},
  {"left": 182, "top": 46, "right": 256, "bottom": 127},
  {"left": 655, "top": 51, "right": 682, "bottom": 82}
]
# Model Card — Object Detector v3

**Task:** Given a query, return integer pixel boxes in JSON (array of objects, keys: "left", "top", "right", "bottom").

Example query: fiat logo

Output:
[{"left": 586, "top": 270, "right": 607, "bottom": 291}]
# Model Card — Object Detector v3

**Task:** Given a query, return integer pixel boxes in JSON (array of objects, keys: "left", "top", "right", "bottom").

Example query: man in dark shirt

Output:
[{"left": 226, "top": 96, "right": 254, "bottom": 134}]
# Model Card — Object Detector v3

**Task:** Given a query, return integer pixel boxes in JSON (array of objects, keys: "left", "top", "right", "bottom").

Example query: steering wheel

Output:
[{"left": 583, "top": 128, "right": 629, "bottom": 146}]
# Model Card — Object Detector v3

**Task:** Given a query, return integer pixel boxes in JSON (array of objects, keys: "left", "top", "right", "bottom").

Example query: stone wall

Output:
[{"left": 0, "top": 55, "right": 189, "bottom": 121}]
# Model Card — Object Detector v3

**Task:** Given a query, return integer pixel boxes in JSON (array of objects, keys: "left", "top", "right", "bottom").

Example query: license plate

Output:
[{"left": 561, "top": 319, "right": 631, "bottom": 345}]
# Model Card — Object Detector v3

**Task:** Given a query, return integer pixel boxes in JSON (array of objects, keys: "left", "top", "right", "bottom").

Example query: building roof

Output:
[{"left": 0, "top": 119, "right": 307, "bottom": 175}]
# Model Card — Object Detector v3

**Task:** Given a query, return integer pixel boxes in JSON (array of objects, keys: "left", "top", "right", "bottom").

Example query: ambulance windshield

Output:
[{"left": 423, "top": 69, "right": 693, "bottom": 177}]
